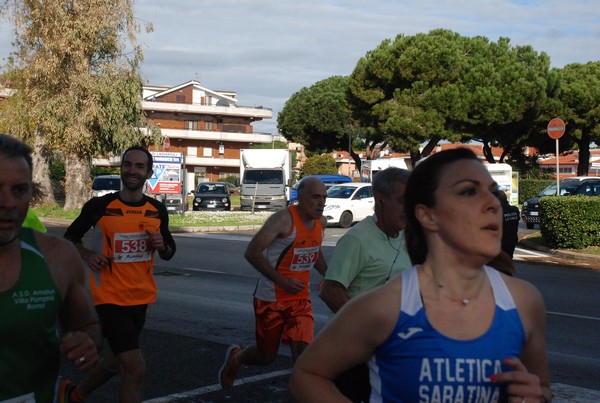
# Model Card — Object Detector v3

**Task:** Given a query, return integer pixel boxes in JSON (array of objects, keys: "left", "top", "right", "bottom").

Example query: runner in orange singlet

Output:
[
  {"left": 63, "top": 146, "right": 175, "bottom": 403},
  {"left": 218, "top": 177, "right": 328, "bottom": 389}
]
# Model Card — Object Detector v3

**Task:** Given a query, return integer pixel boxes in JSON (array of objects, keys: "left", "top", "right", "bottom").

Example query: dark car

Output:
[
  {"left": 193, "top": 182, "right": 232, "bottom": 211},
  {"left": 521, "top": 177, "right": 600, "bottom": 229}
]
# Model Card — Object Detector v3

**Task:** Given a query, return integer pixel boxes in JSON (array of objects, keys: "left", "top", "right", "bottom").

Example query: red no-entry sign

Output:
[{"left": 547, "top": 118, "right": 566, "bottom": 139}]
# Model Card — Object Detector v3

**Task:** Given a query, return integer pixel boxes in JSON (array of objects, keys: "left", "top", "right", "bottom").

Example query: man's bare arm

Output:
[
  {"left": 319, "top": 280, "right": 351, "bottom": 313},
  {"left": 244, "top": 209, "right": 304, "bottom": 295}
]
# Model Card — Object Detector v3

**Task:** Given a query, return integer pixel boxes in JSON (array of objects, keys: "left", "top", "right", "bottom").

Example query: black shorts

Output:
[{"left": 95, "top": 304, "right": 148, "bottom": 355}]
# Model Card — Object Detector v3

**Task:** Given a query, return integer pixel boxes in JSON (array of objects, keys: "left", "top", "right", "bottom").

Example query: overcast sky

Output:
[{"left": 1, "top": 0, "right": 599, "bottom": 135}]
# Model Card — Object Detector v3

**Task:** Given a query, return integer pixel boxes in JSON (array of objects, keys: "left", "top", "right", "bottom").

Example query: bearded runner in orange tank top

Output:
[{"left": 218, "top": 177, "right": 328, "bottom": 390}]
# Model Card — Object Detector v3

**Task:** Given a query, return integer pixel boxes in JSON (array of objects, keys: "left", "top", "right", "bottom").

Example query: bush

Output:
[
  {"left": 540, "top": 196, "right": 600, "bottom": 249},
  {"left": 519, "top": 179, "right": 555, "bottom": 204}
]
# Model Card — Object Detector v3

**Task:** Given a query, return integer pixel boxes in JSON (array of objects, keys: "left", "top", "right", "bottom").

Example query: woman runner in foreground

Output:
[{"left": 290, "top": 148, "right": 551, "bottom": 402}]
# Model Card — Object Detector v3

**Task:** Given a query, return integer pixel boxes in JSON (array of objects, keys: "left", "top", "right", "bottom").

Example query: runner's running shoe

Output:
[{"left": 218, "top": 344, "right": 241, "bottom": 389}]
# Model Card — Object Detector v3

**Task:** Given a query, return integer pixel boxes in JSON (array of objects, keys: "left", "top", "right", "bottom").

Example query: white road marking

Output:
[
  {"left": 143, "top": 373, "right": 599, "bottom": 403},
  {"left": 143, "top": 369, "right": 292, "bottom": 402},
  {"left": 548, "top": 311, "right": 600, "bottom": 322}
]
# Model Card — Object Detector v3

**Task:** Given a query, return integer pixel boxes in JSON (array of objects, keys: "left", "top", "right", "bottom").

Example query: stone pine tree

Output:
[
  {"left": 278, "top": 76, "right": 367, "bottom": 171},
  {"left": 0, "top": 0, "right": 160, "bottom": 208},
  {"left": 557, "top": 61, "right": 600, "bottom": 175},
  {"left": 347, "top": 29, "right": 553, "bottom": 166}
]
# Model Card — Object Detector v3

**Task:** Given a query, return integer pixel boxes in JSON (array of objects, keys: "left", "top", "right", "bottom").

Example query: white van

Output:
[{"left": 91, "top": 175, "right": 121, "bottom": 198}]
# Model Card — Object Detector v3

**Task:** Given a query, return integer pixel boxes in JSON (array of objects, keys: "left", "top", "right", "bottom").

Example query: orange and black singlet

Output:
[{"left": 64, "top": 193, "right": 176, "bottom": 306}]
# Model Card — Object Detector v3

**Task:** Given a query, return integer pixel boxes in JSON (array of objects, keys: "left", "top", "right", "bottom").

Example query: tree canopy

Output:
[
  {"left": 278, "top": 75, "right": 376, "bottom": 171},
  {"left": 347, "top": 29, "right": 555, "bottom": 164},
  {"left": 0, "top": 0, "right": 159, "bottom": 208},
  {"left": 300, "top": 154, "right": 338, "bottom": 177},
  {"left": 555, "top": 61, "right": 600, "bottom": 175},
  {"left": 278, "top": 75, "right": 354, "bottom": 151}
]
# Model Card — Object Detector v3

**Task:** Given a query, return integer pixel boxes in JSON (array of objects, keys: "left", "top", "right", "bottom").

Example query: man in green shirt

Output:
[{"left": 320, "top": 167, "right": 412, "bottom": 402}]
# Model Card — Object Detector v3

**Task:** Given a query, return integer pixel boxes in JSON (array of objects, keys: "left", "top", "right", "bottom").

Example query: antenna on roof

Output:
[{"left": 194, "top": 72, "right": 202, "bottom": 84}]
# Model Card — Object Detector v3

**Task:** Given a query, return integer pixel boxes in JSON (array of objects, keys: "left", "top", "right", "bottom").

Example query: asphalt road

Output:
[{"left": 47, "top": 224, "right": 600, "bottom": 402}]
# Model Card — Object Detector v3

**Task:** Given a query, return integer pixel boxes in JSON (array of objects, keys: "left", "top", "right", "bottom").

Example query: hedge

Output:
[{"left": 540, "top": 195, "right": 600, "bottom": 249}]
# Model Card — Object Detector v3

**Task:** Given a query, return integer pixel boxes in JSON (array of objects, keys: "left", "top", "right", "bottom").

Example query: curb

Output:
[
  {"left": 39, "top": 218, "right": 263, "bottom": 234},
  {"left": 172, "top": 224, "right": 262, "bottom": 233},
  {"left": 518, "top": 239, "right": 599, "bottom": 263}
]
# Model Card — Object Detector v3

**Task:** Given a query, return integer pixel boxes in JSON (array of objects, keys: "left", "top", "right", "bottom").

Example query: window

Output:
[
  {"left": 186, "top": 121, "right": 198, "bottom": 131},
  {"left": 203, "top": 147, "right": 212, "bottom": 157},
  {"left": 188, "top": 146, "right": 197, "bottom": 157},
  {"left": 205, "top": 121, "right": 214, "bottom": 131},
  {"left": 355, "top": 186, "right": 372, "bottom": 199},
  {"left": 243, "top": 170, "right": 283, "bottom": 185},
  {"left": 222, "top": 124, "right": 246, "bottom": 133},
  {"left": 176, "top": 94, "right": 186, "bottom": 103}
]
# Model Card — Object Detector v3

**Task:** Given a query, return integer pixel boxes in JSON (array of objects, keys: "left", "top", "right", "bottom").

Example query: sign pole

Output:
[
  {"left": 555, "top": 139, "right": 560, "bottom": 195},
  {"left": 547, "top": 118, "right": 566, "bottom": 196}
]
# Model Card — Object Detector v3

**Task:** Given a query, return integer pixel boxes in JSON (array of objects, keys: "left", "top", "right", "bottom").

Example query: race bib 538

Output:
[{"left": 113, "top": 232, "right": 152, "bottom": 263}]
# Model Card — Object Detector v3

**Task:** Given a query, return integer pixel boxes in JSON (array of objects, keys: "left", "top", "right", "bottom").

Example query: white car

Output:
[
  {"left": 91, "top": 175, "right": 121, "bottom": 198},
  {"left": 324, "top": 183, "right": 374, "bottom": 228}
]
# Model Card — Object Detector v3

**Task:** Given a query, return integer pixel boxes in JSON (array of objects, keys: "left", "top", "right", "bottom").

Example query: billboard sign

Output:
[{"left": 147, "top": 152, "right": 183, "bottom": 194}]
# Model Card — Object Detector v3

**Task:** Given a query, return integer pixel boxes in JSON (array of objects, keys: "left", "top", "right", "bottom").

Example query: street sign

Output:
[
  {"left": 163, "top": 136, "right": 171, "bottom": 150},
  {"left": 547, "top": 118, "right": 566, "bottom": 139}
]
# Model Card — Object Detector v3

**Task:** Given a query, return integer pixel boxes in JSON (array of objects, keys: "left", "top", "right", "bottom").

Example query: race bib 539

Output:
[{"left": 290, "top": 246, "right": 319, "bottom": 272}]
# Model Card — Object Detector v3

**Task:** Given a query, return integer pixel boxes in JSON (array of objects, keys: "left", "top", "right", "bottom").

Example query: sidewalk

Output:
[{"left": 518, "top": 237, "right": 600, "bottom": 264}]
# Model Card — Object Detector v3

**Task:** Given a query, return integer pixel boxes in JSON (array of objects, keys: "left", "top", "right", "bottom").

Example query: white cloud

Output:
[{"left": 2, "top": 0, "right": 600, "bottom": 135}]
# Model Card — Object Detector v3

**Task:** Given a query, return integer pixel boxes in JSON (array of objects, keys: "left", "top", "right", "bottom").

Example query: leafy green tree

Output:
[
  {"left": 300, "top": 154, "right": 338, "bottom": 177},
  {"left": 251, "top": 140, "right": 287, "bottom": 149},
  {"left": 348, "top": 29, "right": 554, "bottom": 165},
  {"left": 556, "top": 62, "right": 600, "bottom": 175},
  {"left": 0, "top": 0, "right": 159, "bottom": 208},
  {"left": 278, "top": 76, "right": 366, "bottom": 170},
  {"left": 250, "top": 141, "right": 297, "bottom": 168}
]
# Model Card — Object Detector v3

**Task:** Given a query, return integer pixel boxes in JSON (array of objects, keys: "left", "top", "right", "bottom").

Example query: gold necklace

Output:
[
  {"left": 436, "top": 284, "right": 481, "bottom": 305},
  {"left": 427, "top": 269, "right": 486, "bottom": 306}
]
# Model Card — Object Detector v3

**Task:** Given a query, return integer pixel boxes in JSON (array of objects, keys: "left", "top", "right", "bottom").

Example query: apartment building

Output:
[{"left": 140, "top": 80, "right": 274, "bottom": 193}]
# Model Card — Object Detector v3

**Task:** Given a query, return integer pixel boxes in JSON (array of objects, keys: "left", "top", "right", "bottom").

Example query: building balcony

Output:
[
  {"left": 184, "top": 156, "right": 239, "bottom": 167},
  {"left": 142, "top": 101, "right": 272, "bottom": 119},
  {"left": 157, "top": 128, "right": 273, "bottom": 144}
]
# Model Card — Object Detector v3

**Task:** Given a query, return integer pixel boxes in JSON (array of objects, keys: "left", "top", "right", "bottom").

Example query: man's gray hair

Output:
[{"left": 372, "top": 167, "right": 411, "bottom": 197}]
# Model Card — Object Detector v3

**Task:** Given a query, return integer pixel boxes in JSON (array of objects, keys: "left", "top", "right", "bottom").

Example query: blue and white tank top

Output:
[{"left": 369, "top": 266, "right": 525, "bottom": 403}]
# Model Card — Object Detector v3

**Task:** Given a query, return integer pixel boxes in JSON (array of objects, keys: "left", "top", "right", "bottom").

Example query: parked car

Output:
[
  {"left": 324, "top": 183, "right": 374, "bottom": 228},
  {"left": 91, "top": 175, "right": 121, "bottom": 198},
  {"left": 521, "top": 176, "right": 600, "bottom": 229},
  {"left": 288, "top": 174, "right": 353, "bottom": 206},
  {"left": 193, "top": 182, "right": 232, "bottom": 211}
]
